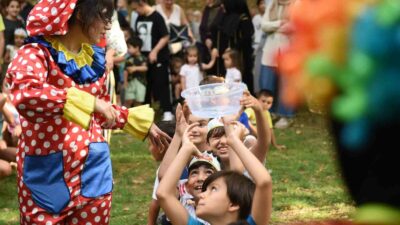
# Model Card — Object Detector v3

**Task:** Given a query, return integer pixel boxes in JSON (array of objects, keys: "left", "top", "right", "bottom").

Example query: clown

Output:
[{"left": 5, "top": 0, "right": 170, "bottom": 224}]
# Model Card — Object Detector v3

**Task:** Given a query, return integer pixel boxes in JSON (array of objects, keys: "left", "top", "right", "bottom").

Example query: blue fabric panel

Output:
[
  {"left": 81, "top": 142, "right": 113, "bottom": 198},
  {"left": 246, "top": 215, "right": 257, "bottom": 225},
  {"left": 23, "top": 152, "right": 70, "bottom": 214}
]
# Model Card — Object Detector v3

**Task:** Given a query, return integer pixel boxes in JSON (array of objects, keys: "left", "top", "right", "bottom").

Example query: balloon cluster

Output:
[{"left": 279, "top": 0, "right": 400, "bottom": 150}]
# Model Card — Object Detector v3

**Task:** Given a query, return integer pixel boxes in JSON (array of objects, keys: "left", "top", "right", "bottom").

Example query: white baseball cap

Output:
[{"left": 189, "top": 152, "right": 221, "bottom": 171}]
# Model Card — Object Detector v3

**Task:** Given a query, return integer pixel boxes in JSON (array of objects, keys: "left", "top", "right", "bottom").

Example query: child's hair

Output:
[
  {"left": 126, "top": 36, "right": 143, "bottom": 49},
  {"left": 202, "top": 170, "right": 255, "bottom": 220},
  {"left": 199, "top": 75, "right": 225, "bottom": 85},
  {"left": 121, "top": 25, "right": 134, "bottom": 38},
  {"left": 257, "top": 89, "right": 273, "bottom": 99},
  {"left": 184, "top": 45, "right": 202, "bottom": 69},
  {"left": 3, "top": 0, "right": 19, "bottom": 8},
  {"left": 156, "top": 121, "right": 176, "bottom": 139},
  {"left": 206, "top": 126, "right": 225, "bottom": 143},
  {"left": 223, "top": 49, "right": 241, "bottom": 70},
  {"left": 189, "top": 162, "right": 214, "bottom": 173}
]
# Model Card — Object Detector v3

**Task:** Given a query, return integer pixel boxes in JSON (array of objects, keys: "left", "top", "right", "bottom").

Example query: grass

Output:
[{"left": 0, "top": 108, "right": 355, "bottom": 225}]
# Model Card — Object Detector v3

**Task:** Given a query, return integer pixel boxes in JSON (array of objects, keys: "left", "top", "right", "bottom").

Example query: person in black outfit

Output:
[
  {"left": 214, "top": 0, "right": 255, "bottom": 94},
  {"left": 131, "top": 0, "right": 174, "bottom": 121},
  {"left": 199, "top": 0, "right": 223, "bottom": 76}
]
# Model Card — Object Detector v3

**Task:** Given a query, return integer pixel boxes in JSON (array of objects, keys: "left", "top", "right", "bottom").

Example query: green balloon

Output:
[
  {"left": 348, "top": 51, "right": 375, "bottom": 83},
  {"left": 332, "top": 89, "right": 367, "bottom": 121},
  {"left": 377, "top": 0, "right": 400, "bottom": 26},
  {"left": 306, "top": 54, "right": 337, "bottom": 77}
]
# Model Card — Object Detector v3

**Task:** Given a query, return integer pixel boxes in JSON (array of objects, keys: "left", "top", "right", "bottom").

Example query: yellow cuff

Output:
[
  {"left": 63, "top": 103, "right": 92, "bottom": 129},
  {"left": 63, "top": 87, "right": 96, "bottom": 129},
  {"left": 66, "top": 87, "right": 96, "bottom": 114},
  {"left": 123, "top": 105, "right": 155, "bottom": 140}
]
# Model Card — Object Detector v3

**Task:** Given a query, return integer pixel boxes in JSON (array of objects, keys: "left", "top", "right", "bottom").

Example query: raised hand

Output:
[
  {"left": 222, "top": 118, "right": 247, "bottom": 142},
  {"left": 182, "top": 122, "right": 202, "bottom": 157},
  {"left": 240, "top": 91, "right": 262, "bottom": 112},
  {"left": 148, "top": 123, "right": 172, "bottom": 152},
  {"left": 175, "top": 103, "right": 188, "bottom": 137}
]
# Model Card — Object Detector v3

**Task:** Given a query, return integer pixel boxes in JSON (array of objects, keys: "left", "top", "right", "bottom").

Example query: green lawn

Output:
[{"left": 0, "top": 109, "right": 354, "bottom": 225}]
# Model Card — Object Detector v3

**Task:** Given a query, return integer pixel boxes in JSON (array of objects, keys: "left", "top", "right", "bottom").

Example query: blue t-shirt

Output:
[
  {"left": 239, "top": 112, "right": 250, "bottom": 130},
  {"left": 187, "top": 215, "right": 256, "bottom": 225}
]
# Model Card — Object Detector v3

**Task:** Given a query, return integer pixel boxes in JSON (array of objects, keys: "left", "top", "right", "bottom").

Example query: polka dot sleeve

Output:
[
  {"left": 6, "top": 44, "right": 67, "bottom": 123},
  {"left": 92, "top": 80, "right": 154, "bottom": 139}
]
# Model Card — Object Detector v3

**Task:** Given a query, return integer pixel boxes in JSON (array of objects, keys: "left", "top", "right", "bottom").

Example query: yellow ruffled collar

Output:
[{"left": 44, "top": 36, "right": 94, "bottom": 68}]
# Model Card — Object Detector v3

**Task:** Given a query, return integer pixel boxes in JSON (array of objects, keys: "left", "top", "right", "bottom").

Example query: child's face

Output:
[
  {"left": 187, "top": 50, "right": 198, "bottom": 65},
  {"left": 187, "top": 165, "right": 215, "bottom": 199},
  {"left": 188, "top": 115, "right": 208, "bottom": 148},
  {"left": 6, "top": 0, "right": 21, "bottom": 18},
  {"left": 209, "top": 134, "right": 229, "bottom": 162},
  {"left": 128, "top": 45, "right": 140, "bottom": 56},
  {"left": 196, "top": 177, "right": 232, "bottom": 220},
  {"left": 14, "top": 35, "right": 25, "bottom": 48},
  {"left": 223, "top": 54, "right": 232, "bottom": 69},
  {"left": 258, "top": 96, "right": 273, "bottom": 111}
]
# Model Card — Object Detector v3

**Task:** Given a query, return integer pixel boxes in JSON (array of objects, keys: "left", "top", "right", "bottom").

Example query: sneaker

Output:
[
  {"left": 162, "top": 111, "right": 174, "bottom": 121},
  {"left": 274, "top": 117, "right": 290, "bottom": 129}
]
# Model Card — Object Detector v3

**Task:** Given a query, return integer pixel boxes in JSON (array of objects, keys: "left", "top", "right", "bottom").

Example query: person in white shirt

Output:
[
  {"left": 223, "top": 49, "right": 242, "bottom": 83},
  {"left": 180, "top": 45, "right": 218, "bottom": 91},
  {"left": 252, "top": 0, "right": 266, "bottom": 51}
]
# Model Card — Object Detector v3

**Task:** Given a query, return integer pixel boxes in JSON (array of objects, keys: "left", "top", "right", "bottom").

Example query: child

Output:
[
  {"left": 124, "top": 36, "right": 148, "bottom": 107},
  {"left": 180, "top": 45, "right": 218, "bottom": 91},
  {"left": 176, "top": 152, "right": 221, "bottom": 224},
  {"left": 158, "top": 103, "right": 210, "bottom": 181},
  {"left": 131, "top": 0, "right": 174, "bottom": 121},
  {"left": 147, "top": 120, "right": 176, "bottom": 225},
  {"left": 3, "top": 0, "right": 24, "bottom": 47},
  {"left": 223, "top": 49, "right": 242, "bottom": 83},
  {"left": 117, "top": 26, "right": 135, "bottom": 105},
  {"left": 157, "top": 118, "right": 272, "bottom": 225},
  {"left": 245, "top": 89, "right": 286, "bottom": 150},
  {"left": 4, "top": 28, "right": 26, "bottom": 64}
]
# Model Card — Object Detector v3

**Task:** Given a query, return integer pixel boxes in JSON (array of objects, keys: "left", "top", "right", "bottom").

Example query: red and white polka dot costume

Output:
[{"left": 5, "top": 0, "right": 154, "bottom": 224}]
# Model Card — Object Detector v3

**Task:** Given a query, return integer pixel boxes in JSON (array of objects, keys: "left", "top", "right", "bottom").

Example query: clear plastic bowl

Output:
[{"left": 181, "top": 82, "right": 247, "bottom": 118}]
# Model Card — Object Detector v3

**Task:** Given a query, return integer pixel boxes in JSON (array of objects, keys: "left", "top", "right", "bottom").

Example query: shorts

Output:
[{"left": 125, "top": 78, "right": 146, "bottom": 103}]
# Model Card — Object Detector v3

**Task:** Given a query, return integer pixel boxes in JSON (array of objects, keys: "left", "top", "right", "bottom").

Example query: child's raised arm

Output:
[
  {"left": 202, "top": 48, "right": 219, "bottom": 71},
  {"left": 223, "top": 119, "right": 272, "bottom": 225},
  {"left": 156, "top": 123, "right": 202, "bottom": 225},
  {"left": 158, "top": 104, "right": 188, "bottom": 180},
  {"left": 240, "top": 92, "right": 271, "bottom": 161}
]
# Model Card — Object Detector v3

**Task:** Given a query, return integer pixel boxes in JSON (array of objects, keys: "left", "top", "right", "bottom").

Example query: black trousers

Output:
[{"left": 145, "top": 61, "right": 172, "bottom": 112}]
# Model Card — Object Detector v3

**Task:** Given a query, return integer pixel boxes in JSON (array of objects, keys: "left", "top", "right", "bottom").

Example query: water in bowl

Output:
[{"left": 191, "top": 105, "right": 241, "bottom": 118}]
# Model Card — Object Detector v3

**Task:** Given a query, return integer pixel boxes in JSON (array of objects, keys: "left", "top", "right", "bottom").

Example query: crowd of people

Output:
[
  {"left": 0, "top": 0, "right": 293, "bottom": 179},
  {"left": 2, "top": 0, "right": 398, "bottom": 225},
  {"left": 0, "top": 0, "right": 291, "bottom": 224}
]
